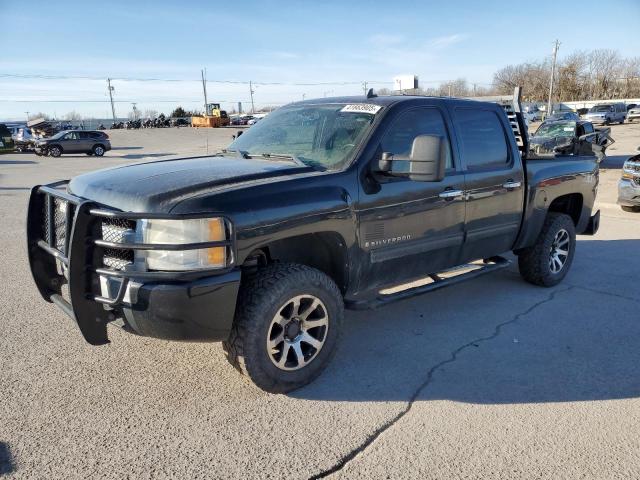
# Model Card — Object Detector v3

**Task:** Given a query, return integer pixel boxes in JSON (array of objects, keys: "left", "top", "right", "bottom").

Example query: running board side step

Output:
[{"left": 345, "top": 256, "right": 511, "bottom": 310}]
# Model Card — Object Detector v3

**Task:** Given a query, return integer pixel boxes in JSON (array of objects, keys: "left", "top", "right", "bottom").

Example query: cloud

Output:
[{"left": 427, "top": 34, "right": 469, "bottom": 49}]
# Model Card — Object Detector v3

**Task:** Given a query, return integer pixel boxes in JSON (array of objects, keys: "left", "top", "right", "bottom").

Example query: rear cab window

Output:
[{"left": 453, "top": 108, "right": 510, "bottom": 171}]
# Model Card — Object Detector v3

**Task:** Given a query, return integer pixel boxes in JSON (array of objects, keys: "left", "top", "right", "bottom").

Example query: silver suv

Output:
[
  {"left": 627, "top": 106, "right": 640, "bottom": 123},
  {"left": 35, "top": 130, "right": 111, "bottom": 157}
]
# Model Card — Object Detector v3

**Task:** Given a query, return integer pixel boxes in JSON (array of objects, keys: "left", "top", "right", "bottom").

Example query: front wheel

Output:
[
  {"left": 48, "top": 146, "right": 62, "bottom": 157},
  {"left": 517, "top": 212, "right": 576, "bottom": 287},
  {"left": 223, "top": 263, "right": 343, "bottom": 393}
]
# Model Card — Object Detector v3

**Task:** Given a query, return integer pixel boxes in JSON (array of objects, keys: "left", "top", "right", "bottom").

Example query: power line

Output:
[{"left": 0, "top": 73, "right": 394, "bottom": 86}]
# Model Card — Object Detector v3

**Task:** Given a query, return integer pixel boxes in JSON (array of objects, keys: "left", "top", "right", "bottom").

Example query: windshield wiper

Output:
[
  {"left": 253, "top": 153, "right": 309, "bottom": 168},
  {"left": 220, "top": 148, "right": 249, "bottom": 158}
]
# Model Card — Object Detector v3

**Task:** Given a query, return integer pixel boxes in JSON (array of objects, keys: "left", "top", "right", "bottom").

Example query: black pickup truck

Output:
[{"left": 27, "top": 89, "right": 600, "bottom": 393}]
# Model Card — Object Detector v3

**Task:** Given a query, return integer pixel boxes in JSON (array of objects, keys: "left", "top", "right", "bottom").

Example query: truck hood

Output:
[
  {"left": 68, "top": 155, "right": 313, "bottom": 212},
  {"left": 529, "top": 136, "right": 573, "bottom": 155}
]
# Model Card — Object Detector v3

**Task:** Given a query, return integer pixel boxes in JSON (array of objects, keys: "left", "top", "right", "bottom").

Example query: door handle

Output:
[
  {"left": 502, "top": 181, "right": 522, "bottom": 189},
  {"left": 438, "top": 189, "right": 464, "bottom": 200}
]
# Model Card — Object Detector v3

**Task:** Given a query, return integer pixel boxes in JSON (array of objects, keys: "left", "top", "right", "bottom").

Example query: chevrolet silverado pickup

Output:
[{"left": 27, "top": 88, "right": 600, "bottom": 393}]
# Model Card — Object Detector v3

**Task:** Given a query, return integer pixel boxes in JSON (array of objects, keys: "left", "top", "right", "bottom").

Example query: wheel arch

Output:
[
  {"left": 241, "top": 231, "right": 349, "bottom": 294},
  {"left": 548, "top": 192, "right": 583, "bottom": 226}
]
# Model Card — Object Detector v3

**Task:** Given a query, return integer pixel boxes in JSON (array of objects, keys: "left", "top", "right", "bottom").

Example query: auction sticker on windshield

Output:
[{"left": 340, "top": 104, "right": 382, "bottom": 114}]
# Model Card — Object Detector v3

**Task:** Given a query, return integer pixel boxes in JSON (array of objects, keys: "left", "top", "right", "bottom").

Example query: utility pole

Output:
[
  {"left": 547, "top": 40, "right": 560, "bottom": 120},
  {"left": 362, "top": 81, "right": 368, "bottom": 95},
  {"left": 25, "top": 111, "right": 30, "bottom": 122},
  {"left": 107, "top": 79, "right": 117, "bottom": 122},
  {"left": 448, "top": 83, "right": 452, "bottom": 97},
  {"left": 249, "top": 81, "right": 255, "bottom": 114},
  {"left": 201, "top": 69, "right": 209, "bottom": 115},
  {"left": 131, "top": 103, "right": 138, "bottom": 120}
]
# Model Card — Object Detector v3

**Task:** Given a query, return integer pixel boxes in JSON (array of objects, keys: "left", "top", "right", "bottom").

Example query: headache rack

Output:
[{"left": 27, "top": 181, "right": 235, "bottom": 345}]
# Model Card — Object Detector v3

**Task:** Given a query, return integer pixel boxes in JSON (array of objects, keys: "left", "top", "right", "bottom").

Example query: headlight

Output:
[
  {"left": 138, "top": 218, "right": 229, "bottom": 271},
  {"left": 622, "top": 162, "right": 639, "bottom": 180}
]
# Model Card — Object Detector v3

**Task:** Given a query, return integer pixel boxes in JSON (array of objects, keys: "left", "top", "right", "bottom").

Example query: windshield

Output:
[
  {"left": 589, "top": 105, "right": 612, "bottom": 113},
  {"left": 534, "top": 121, "right": 576, "bottom": 138},
  {"left": 49, "top": 130, "right": 69, "bottom": 139},
  {"left": 227, "top": 103, "right": 378, "bottom": 170}
]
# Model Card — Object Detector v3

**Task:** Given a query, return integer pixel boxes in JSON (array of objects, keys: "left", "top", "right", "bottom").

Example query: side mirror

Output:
[
  {"left": 407, "top": 135, "right": 446, "bottom": 182},
  {"left": 375, "top": 135, "right": 446, "bottom": 182}
]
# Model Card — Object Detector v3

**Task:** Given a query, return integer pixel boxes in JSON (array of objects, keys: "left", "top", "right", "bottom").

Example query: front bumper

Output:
[
  {"left": 618, "top": 178, "right": 640, "bottom": 206},
  {"left": 27, "top": 181, "right": 240, "bottom": 345},
  {"left": 584, "top": 116, "right": 607, "bottom": 124}
]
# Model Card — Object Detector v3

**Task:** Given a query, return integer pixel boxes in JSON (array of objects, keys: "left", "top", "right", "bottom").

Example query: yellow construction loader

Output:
[{"left": 191, "top": 103, "right": 230, "bottom": 128}]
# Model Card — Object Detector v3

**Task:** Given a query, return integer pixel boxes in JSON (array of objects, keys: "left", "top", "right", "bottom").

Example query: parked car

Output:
[
  {"left": 626, "top": 103, "right": 637, "bottom": 111},
  {"left": 524, "top": 110, "right": 542, "bottom": 122},
  {"left": 13, "top": 127, "right": 35, "bottom": 152},
  {"left": 583, "top": 103, "right": 627, "bottom": 125},
  {"left": 34, "top": 130, "right": 111, "bottom": 157},
  {"left": 27, "top": 92, "right": 600, "bottom": 393},
  {"left": 626, "top": 106, "right": 640, "bottom": 123},
  {"left": 247, "top": 117, "right": 263, "bottom": 125},
  {"left": 618, "top": 148, "right": 640, "bottom": 212},
  {"left": 529, "top": 120, "right": 612, "bottom": 158}
]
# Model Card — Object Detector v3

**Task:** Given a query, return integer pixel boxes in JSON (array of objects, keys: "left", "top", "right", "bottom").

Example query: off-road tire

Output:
[
  {"left": 517, "top": 212, "right": 576, "bottom": 287},
  {"left": 621, "top": 205, "right": 640, "bottom": 213},
  {"left": 223, "top": 263, "right": 343, "bottom": 393}
]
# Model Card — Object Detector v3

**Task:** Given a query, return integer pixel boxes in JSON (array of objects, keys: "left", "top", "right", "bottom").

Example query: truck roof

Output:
[
  {"left": 293, "top": 95, "right": 500, "bottom": 109},
  {"left": 294, "top": 91, "right": 529, "bottom": 158}
]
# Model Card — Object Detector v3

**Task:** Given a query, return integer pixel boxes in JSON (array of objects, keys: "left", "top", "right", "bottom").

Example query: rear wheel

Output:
[
  {"left": 92, "top": 144, "right": 105, "bottom": 156},
  {"left": 517, "top": 213, "right": 576, "bottom": 287},
  {"left": 48, "top": 145, "right": 62, "bottom": 157},
  {"left": 223, "top": 263, "right": 343, "bottom": 393}
]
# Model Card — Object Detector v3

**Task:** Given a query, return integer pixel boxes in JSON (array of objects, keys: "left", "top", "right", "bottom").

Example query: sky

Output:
[{"left": 1, "top": 0, "right": 639, "bottom": 120}]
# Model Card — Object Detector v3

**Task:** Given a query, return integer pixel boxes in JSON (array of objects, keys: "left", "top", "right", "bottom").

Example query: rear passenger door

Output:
[
  {"left": 78, "top": 131, "right": 92, "bottom": 152},
  {"left": 451, "top": 107, "right": 525, "bottom": 262}
]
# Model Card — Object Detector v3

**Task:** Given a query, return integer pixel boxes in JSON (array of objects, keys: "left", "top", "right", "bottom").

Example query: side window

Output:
[
  {"left": 454, "top": 109, "right": 509, "bottom": 171},
  {"left": 79, "top": 132, "right": 90, "bottom": 139},
  {"left": 380, "top": 108, "right": 453, "bottom": 169}
]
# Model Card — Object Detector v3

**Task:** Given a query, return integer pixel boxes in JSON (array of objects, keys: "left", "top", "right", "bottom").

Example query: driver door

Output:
[
  {"left": 357, "top": 106, "right": 466, "bottom": 290},
  {"left": 62, "top": 132, "right": 81, "bottom": 153}
]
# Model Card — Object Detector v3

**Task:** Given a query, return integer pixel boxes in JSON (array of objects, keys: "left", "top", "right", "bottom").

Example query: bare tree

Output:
[{"left": 64, "top": 111, "right": 82, "bottom": 121}]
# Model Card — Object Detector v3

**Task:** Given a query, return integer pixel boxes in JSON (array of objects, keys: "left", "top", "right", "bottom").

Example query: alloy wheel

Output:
[
  {"left": 549, "top": 228, "right": 570, "bottom": 274},
  {"left": 266, "top": 294, "right": 329, "bottom": 371}
]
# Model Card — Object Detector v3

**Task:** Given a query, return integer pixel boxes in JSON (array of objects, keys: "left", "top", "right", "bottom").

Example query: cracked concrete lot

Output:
[{"left": 1, "top": 125, "right": 639, "bottom": 479}]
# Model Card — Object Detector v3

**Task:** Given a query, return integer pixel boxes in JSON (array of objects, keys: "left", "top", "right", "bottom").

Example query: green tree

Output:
[{"left": 171, "top": 106, "right": 187, "bottom": 118}]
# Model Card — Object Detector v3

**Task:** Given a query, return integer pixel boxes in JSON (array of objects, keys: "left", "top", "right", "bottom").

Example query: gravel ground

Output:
[{"left": 1, "top": 123, "right": 639, "bottom": 479}]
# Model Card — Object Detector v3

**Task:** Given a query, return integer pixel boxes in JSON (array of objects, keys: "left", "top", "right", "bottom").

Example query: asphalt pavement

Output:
[{"left": 1, "top": 124, "right": 639, "bottom": 479}]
